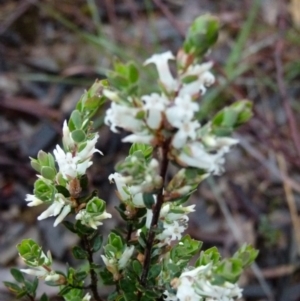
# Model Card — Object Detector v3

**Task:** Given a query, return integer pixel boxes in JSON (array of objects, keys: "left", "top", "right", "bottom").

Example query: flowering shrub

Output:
[{"left": 4, "top": 15, "right": 258, "bottom": 301}]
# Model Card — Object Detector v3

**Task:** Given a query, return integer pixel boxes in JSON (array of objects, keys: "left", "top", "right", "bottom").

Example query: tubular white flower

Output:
[
  {"left": 109, "top": 172, "right": 129, "bottom": 201},
  {"left": 156, "top": 221, "right": 186, "bottom": 244},
  {"left": 53, "top": 145, "right": 80, "bottom": 179},
  {"left": 177, "top": 142, "right": 231, "bottom": 175},
  {"left": 25, "top": 194, "right": 44, "bottom": 207},
  {"left": 203, "top": 136, "right": 239, "bottom": 149},
  {"left": 194, "top": 280, "right": 242, "bottom": 301},
  {"left": 82, "top": 293, "right": 92, "bottom": 301},
  {"left": 144, "top": 51, "right": 178, "bottom": 92},
  {"left": 103, "top": 89, "right": 121, "bottom": 102},
  {"left": 172, "top": 120, "right": 200, "bottom": 149},
  {"left": 75, "top": 209, "right": 112, "bottom": 229},
  {"left": 20, "top": 267, "right": 60, "bottom": 282},
  {"left": 122, "top": 132, "right": 154, "bottom": 145},
  {"left": 62, "top": 120, "right": 75, "bottom": 150},
  {"left": 163, "top": 290, "right": 178, "bottom": 301},
  {"left": 142, "top": 93, "right": 169, "bottom": 129},
  {"left": 118, "top": 245, "right": 134, "bottom": 269},
  {"left": 178, "top": 62, "right": 215, "bottom": 97},
  {"left": 176, "top": 277, "right": 199, "bottom": 301},
  {"left": 20, "top": 267, "right": 48, "bottom": 277},
  {"left": 105, "top": 103, "right": 143, "bottom": 133},
  {"left": 53, "top": 204, "right": 72, "bottom": 227},
  {"left": 37, "top": 193, "right": 72, "bottom": 227},
  {"left": 77, "top": 133, "right": 103, "bottom": 161},
  {"left": 166, "top": 95, "right": 199, "bottom": 128}
]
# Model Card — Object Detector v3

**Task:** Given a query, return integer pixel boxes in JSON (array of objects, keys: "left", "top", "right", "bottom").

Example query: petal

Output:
[{"left": 53, "top": 205, "right": 71, "bottom": 227}]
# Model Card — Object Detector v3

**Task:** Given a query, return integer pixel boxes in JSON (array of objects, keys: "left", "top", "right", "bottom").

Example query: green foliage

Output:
[
  {"left": 211, "top": 100, "right": 253, "bottom": 136},
  {"left": 183, "top": 14, "right": 219, "bottom": 57},
  {"left": 108, "top": 60, "right": 140, "bottom": 96},
  {"left": 17, "top": 239, "right": 49, "bottom": 267}
]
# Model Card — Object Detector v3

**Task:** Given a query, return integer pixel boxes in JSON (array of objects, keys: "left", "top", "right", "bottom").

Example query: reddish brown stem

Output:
[{"left": 140, "top": 140, "right": 170, "bottom": 285}]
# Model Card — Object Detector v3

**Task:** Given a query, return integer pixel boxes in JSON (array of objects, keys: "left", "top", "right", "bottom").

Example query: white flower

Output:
[
  {"left": 103, "top": 89, "right": 121, "bottom": 102},
  {"left": 62, "top": 120, "right": 75, "bottom": 150},
  {"left": 194, "top": 280, "right": 242, "bottom": 301},
  {"left": 37, "top": 193, "right": 72, "bottom": 227},
  {"left": 203, "top": 136, "right": 238, "bottom": 150},
  {"left": 163, "top": 290, "right": 178, "bottom": 301},
  {"left": 166, "top": 95, "right": 199, "bottom": 128},
  {"left": 75, "top": 209, "right": 112, "bottom": 229},
  {"left": 20, "top": 267, "right": 60, "bottom": 282},
  {"left": 173, "top": 264, "right": 243, "bottom": 301},
  {"left": 144, "top": 51, "right": 178, "bottom": 92},
  {"left": 109, "top": 173, "right": 146, "bottom": 208},
  {"left": 177, "top": 142, "right": 230, "bottom": 175},
  {"left": 53, "top": 145, "right": 81, "bottom": 179},
  {"left": 77, "top": 133, "right": 103, "bottom": 161},
  {"left": 178, "top": 62, "right": 215, "bottom": 97},
  {"left": 25, "top": 194, "right": 44, "bottom": 207},
  {"left": 172, "top": 120, "right": 200, "bottom": 149},
  {"left": 142, "top": 93, "right": 169, "bottom": 129},
  {"left": 122, "top": 132, "right": 154, "bottom": 145},
  {"left": 118, "top": 245, "right": 135, "bottom": 269},
  {"left": 176, "top": 277, "right": 199, "bottom": 301},
  {"left": 109, "top": 172, "right": 129, "bottom": 201},
  {"left": 165, "top": 205, "right": 196, "bottom": 222},
  {"left": 101, "top": 254, "right": 118, "bottom": 277},
  {"left": 105, "top": 103, "right": 143, "bottom": 133},
  {"left": 82, "top": 293, "right": 92, "bottom": 301},
  {"left": 101, "top": 246, "right": 134, "bottom": 280},
  {"left": 156, "top": 220, "right": 186, "bottom": 243}
]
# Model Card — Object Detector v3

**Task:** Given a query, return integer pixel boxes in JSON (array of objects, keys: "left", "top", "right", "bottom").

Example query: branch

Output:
[
  {"left": 140, "top": 140, "right": 170, "bottom": 285},
  {"left": 82, "top": 236, "right": 103, "bottom": 301}
]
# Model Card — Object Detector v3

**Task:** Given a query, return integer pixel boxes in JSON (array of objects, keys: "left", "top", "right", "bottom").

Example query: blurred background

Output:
[{"left": 0, "top": 0, "right": 300, "bottom": 300}]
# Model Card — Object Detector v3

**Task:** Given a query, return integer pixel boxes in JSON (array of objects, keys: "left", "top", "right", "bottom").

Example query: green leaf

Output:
[
  {"left": 183, "top": 14, "right": 219, "bottom": 57},
  {"left": 132, "top": 260, "right": 142, "bottom": 276},
  {"left": 74, "top": 220, "right": 95, "bottom": 236},
  {"left": 41, "top": 166, "right": 56, "bottom": 181},
  {"left": 62, "top": 221, "right": 77, "bottom": 234},
  {"left": 40, "top": 293, "right": 49, "bottom": 301},
  {"left": 59, "top": 285, "right": 73, "bottom": 296},
  {"left": 84, "top": 95, "right": 105, "bottom": 110},
  {"left": 30, "top": 159, "right": 41, "bottom": 173},
  {"left": 119, "top": 278, "right": 138, "bottom": 301},
  {"left": 100, "top": 268, "right": 115, "bottom": 285},
  {"left": 74, "top": 270, "right": 88, "bottom": 282},
  {"left": 128, "top": 62, "right": 139, "bottom": 83},
  {"left": 143, "top": 193, "right": 154, "bottom": 209},
  {"left": 129, "top": 143, "right": 153, "bottom": 159},
  {"left": 92, "top": 235, "right": 103, "bottom": 252},
  {"left": 3, "top": 281, "right": 21, "bottom": 294},
  {"left": 233, "top": 244, "right": 259, "bottom": 268},
  {"left": 72, "top": 246, "right": 88, "bottom": 260},
  {"left": 196, "top": 246, "right": 220, "bottom": 266},
  {"left": 55, "top": 185, "right": 70, "bottom": 198},
  {"left": 147, "top": 264, "right": 161, "bottom": 280},
  {"left": 71, "top": 129, "right": 86, "bottom": 143},
  {"left": 10, "top": 268, "right": 25, "bottom": 283},
  {"left": 70, "top": 110, "right": 82, "bottom": 130},
  {"left": 37, "top": 150, "right": 49, "bottom": 166}
]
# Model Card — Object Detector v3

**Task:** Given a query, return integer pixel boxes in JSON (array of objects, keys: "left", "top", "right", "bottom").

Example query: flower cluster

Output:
[
  {"left": 101, "top": 232, "right": 135, "bottom": 281},
  {"left": 18, "top": 239, "right": 64, "bottom": 284},
  {"left": 105, "top": 51, "right": 237, "bottom": 176},
  {"left": 24, "top": 120, "right": 103, "bottom": 227},
  {"left": 146, "top": 202, "right": 195, "bottom": 247},
  {"left": 165, "top": 264, "right": 242, "bottom": 301}
]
